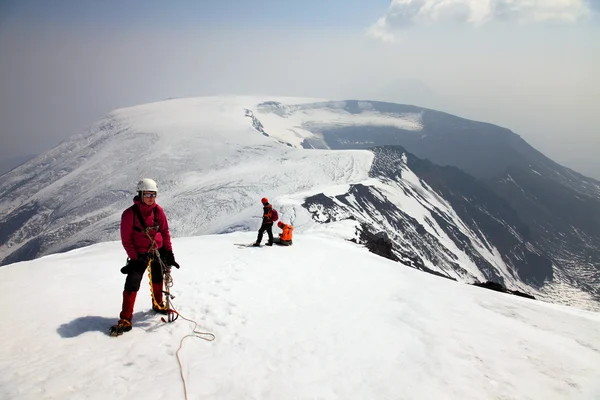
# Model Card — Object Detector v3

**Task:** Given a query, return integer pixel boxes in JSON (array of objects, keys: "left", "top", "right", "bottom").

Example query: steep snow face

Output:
[
  {"left": 0, "top": 96, "right": 374, "bottom": 264},
  {"left": 303, "top": 148, "right": 531, "bottom": 291},
  {"left": 1, "top": 233, "right": 599, "bottom": 400}
]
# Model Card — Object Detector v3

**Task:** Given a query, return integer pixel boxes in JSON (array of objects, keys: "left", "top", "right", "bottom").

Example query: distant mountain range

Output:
[
  {"left": 277, "top": 100, "right": 600, "bottom": 308},
  {"left": 0, "top": 97, "right": 598, "bottom": 310}
]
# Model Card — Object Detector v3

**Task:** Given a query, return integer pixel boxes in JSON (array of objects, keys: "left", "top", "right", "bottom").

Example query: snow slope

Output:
[{"left": 1, "top": 232, "right": 599, "bottom": 400}]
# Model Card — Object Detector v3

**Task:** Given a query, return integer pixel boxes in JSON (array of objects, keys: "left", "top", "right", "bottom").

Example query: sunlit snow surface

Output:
[{"left": 0, "top": 233, "right": 599, "bottom": 400}]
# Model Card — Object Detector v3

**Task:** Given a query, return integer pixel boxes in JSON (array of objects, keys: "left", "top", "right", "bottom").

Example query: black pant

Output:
[
  {"left": 256, "top": 222, "right": 273, "bottom": 244},
  {"left": 124, "top": 257, "right": 163, "bottom": 292}
]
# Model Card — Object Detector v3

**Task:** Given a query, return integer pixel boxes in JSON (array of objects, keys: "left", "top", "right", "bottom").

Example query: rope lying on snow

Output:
[
  {"left": 144, "top": 231, "right": 216, "bottom": 399},
  {"left": 171, "top": 311, "right": 216, "bottom": 400}
]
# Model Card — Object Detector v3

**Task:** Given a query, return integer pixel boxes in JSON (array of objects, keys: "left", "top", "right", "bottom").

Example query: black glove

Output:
[
  {"left": 163, "top": 250, "right": 180, "bottom": 269},
  {"left": 120, "top": 254, "right": 150, "bottom": 274}
]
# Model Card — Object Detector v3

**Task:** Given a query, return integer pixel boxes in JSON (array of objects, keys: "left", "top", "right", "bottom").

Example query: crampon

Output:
[{"left": 109, "top": 319, "right": 132, "bottom": 336}]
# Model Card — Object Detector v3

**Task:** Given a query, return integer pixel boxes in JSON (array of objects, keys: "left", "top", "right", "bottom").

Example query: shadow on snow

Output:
[{"left": 57, "top": 311, "right": 158, "bottom": 338}]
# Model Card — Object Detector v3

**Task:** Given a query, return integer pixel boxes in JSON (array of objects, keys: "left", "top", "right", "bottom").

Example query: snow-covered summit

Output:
[{"left": 1, "top": 233, "right": 599, "bottom": 400}]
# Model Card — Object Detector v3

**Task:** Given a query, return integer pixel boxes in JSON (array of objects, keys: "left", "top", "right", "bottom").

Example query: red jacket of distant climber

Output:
[
  {"left": 120, "top": 196, "right": 173, "bottom": 260},
  {"left": 262, "top": 203, "right": 273, "bottom": 224}
]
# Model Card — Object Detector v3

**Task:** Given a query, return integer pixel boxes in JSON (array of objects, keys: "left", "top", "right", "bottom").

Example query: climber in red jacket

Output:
[{"left": 110, "top": 178, "right": 179, "bottom": 336}]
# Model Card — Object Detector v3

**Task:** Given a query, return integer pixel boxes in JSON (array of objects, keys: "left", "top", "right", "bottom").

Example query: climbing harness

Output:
[
  {"left": 134, "top": 204, "right": 176, "bottom": 321},
  {"left": 132, "top": 204, "right": 158, "bottom": 232}
]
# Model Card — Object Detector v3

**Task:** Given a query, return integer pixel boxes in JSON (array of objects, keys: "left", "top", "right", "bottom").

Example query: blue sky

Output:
[
  {"left": 0, "top": 0, "right": 386, "bottom": 30},
  {"left": 1, "top": 0, "right": 599, "bottom": 178}
]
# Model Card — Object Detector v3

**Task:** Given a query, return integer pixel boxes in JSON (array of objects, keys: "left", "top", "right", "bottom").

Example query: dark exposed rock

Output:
[
  {"left": 358, "top": 229, "right": 399, "bottom": 262},
  {"left": 472, "top": 280, "right": 536, "bottom": 300}
]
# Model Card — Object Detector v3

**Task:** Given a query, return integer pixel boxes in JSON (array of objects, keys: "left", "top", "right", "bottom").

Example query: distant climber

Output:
[
  {"left": 273, "top": 221, "right": 293, "bottom": 246},
  {"left": 254, "top": 197, "right": 274, "bottom": 246}
]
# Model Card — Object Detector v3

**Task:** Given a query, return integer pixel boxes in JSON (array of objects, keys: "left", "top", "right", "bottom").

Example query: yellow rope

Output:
[
  {"left": 142, "top": 225, "right": 168, "bottom": 312},
  {"left": 146, "top": 254, "right": 168, "bottom": 311}
]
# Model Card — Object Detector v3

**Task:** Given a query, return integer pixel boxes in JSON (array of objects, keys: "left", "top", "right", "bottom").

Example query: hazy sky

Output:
[{"left": 1, "top": 0, "right": 599, "bottom": 178}]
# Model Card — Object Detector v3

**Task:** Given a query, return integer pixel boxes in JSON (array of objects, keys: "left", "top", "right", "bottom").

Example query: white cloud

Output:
[{"left": 367, "top": 0, "right": 591, "bottom": 42}]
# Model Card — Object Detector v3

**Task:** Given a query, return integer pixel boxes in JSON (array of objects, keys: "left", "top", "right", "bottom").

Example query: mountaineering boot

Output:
[
  {"left": 252, "top": 242, "right": 261, "bottom": 247},
  {"left": 110, "top": 290, "right": 137, "bottom": 336},
  {"left": 119, "top": 290, "right": 137, "bottom": 322},
  {"left": 266, "top": 241, "right": 273, "bottom": 246},
  {"left": 109, "top": 319, "right": 132, "bottom": 336},
  {"left": 153, "top": 303, "right": 169, "bottom": 314}
]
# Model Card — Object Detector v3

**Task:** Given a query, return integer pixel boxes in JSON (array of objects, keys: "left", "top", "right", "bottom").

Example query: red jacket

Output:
[
  {"left": 262, "top": 203, "right": 273, "bottom": 224},
  {"left": 120, "top": 197, "right": 172, "bottom": 260}
]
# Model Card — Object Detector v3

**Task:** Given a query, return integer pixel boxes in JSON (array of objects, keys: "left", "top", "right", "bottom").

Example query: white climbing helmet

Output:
[{"left": 136, "top": 178, "right": 158, "bottom": 193}]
